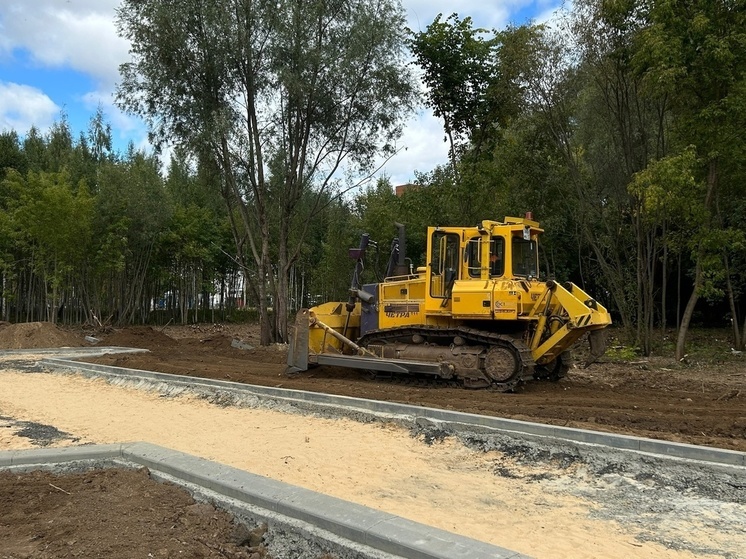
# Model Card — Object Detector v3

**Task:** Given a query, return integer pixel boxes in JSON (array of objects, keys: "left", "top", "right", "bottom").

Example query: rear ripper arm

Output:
[{"left": 527, "top": 280, "right": 611, "bottom": 367}]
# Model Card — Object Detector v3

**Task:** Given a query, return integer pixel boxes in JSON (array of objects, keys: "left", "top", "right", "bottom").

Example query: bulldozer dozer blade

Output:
[
  {"left": 312, "top": 353, "right": 453, "bottom": 377},
  {"left": 585, "top": 329, "right": 607, "bottom": 367},
  {"left": 286, "top": 309, "right": 310, "bottom": 374}
]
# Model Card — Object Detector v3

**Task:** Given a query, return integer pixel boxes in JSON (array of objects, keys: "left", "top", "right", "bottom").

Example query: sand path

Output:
[{"left": 0, "top": 370, "right": 732, "bottom": 559}]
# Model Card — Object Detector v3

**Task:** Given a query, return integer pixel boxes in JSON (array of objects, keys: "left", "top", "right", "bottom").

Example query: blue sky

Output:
[{"left": 0, "top": 0, "right": 563, "bottom": 185}]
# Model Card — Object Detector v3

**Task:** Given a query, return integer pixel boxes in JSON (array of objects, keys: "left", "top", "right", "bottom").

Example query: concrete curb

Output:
[
  {"left": 40, "top": 356, "right": 746, "bottom": 468},
  {"left": 0, "top": 347, "right": 148, "bottom": 357},
  {"left": 0, "top": 442, "right": 528, "bottom": 559}
]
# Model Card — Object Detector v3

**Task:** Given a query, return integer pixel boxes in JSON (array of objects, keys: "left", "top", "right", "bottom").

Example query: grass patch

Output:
[{"left": 600, "top": 327, "right": 742, "bottom": 364}]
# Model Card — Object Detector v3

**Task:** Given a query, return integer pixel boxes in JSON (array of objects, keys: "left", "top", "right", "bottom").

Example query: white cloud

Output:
[
  {"left": 405, "top": 0, "right": 504, "bottom": 31},
  {"left": 404, "top": 0, "right": 553, "bottom": 32},
  {"left": 533, "top": 0, "right": 570, "bottom": 27},
  {"left": 377, "top": 110, "right": 449, "bottom": 186},
  {"left": 0, "top": 82, "right": 59, "bottom": 134},
  {"left": 0, "top": 1, "right": 128, "bottom": 90}
]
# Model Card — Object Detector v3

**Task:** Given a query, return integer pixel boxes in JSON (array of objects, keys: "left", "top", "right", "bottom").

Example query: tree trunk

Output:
[
  {"left": 276, "top": 266, "right": 289, "bottom": 343},
  {"left": 676, "top": 253, "right": 681, "bottom": 329},
  {"left": 676, "top": 261, "right": 701, "bottom": 361},
  {"left": 723, "top": 253, "right": 743, "bottom": 351},
  {"left": 258, "top": 233, "right": 272, "bottom": 346},
  {"left": 275, "top": 229, "right": 289, "bottom": 344},
  {"left": 445, "top": 124, "right": 459, "bottom": 186},
  {"left": 635, "top": 210, "right": 656, "bottom": 356},
  {"left": 661, "top": 222, "right": 667, "bottom": 337},
  {"left": 677, "top": 159, "right": 718, "bottom": 360}
]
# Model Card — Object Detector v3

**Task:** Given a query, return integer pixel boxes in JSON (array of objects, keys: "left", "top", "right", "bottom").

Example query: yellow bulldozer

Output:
[{"left": 288, "top": 214, "right": 612, "bottom": 391}]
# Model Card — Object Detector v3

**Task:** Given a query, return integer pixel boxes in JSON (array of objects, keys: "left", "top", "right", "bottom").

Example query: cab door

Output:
[
  {"left": 426, "top": 230, "right": 459, "bottom": 313},
  {"left": 451, "top": 236, "right": 492, "bottom": 318}
]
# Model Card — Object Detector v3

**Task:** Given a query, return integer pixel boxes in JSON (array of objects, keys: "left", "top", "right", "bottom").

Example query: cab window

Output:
[
  {"left": 512, "top": 238, "right": 538, "bottom": 277},
  {"left": 466, "top": 237, "right": 481, "bottom": 278},
  {"left": 489, "top": 238, "right": 505, "bottom": 277},
  {"left": 430, "top": 231, "right": 460, "bottom": 298}
]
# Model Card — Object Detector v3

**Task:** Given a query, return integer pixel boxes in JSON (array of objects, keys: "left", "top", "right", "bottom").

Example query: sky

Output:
[{"left": 0, "top": 0, "right": 563, "bottom": 186}]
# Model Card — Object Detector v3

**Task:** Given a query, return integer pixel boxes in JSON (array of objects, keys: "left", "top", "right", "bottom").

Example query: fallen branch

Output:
[
  {"left": 716, "top": 390, "right": 740, "bottom": 401},
  {"left": 49, "top": 483, "right": 71, "bottom": 495}
]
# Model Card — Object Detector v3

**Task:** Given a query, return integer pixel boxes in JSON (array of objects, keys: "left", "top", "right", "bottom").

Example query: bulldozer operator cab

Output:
[
  {"left": 429, "top": 217, "right": 540, "bottom": 293},
  {"left": 424, "top": 217, "right": 544, "bottom": 320}
]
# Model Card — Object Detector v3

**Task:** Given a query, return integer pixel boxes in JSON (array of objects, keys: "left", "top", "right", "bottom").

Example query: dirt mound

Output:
[
  {"left": 102, "top": 326, "right": 178, "bottom": 349},
  {"left": 0, "top": 322, "right": 84, "bottom": 349}
]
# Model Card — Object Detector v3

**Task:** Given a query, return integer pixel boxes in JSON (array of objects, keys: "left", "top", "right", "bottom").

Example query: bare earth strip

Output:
[{"left": 0, "top": 369, "right": 740, "bottom": 559}]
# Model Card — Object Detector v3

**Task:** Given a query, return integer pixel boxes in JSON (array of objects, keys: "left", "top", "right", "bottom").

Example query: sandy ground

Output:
[{"left": 1, "top": 369, "right": 742, "bottom": 559}]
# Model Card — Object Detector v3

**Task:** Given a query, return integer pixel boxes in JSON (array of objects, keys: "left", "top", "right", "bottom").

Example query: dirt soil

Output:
[
  {"left": 0, "top": 467, "right": 270, "bottom": 559},
  {"left": 0, "top": 322, "right": 84, "bottom": 349},
  {"left": 83, "top": 323, "right": 746, "bottom": 452}
]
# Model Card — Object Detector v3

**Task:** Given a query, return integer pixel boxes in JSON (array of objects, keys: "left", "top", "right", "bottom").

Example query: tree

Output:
[
  {"left": 46, "top": 118, "right": 74, "bottom": 173},
  {"left": 0, "top": 131, "right": 27, "bottom": 180},
  {"left": 3, "top": 169, "right": 94, "bottom": 322},
  {"left": 158, "top": 152, "right": 228, "bottom": 324},
  {"left": 23, "top": 127, "right": 48, "bottom": 173},
  {"left": 633, "top": 0, "right": 746, "bottom": 359},
  {"left": 565, "top": 0, "right": 674, "bottom": 354},
  {"left": 92, "top": 150, "right": 170, "bottom": 324},
  {"left": 409, "top": 14, "right": 498, "bottom": 174},
  {"left": 116, "top": 0, "right": 417, "bottom": 343}
]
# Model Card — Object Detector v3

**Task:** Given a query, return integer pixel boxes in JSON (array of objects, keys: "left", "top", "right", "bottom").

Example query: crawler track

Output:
[{"left": 358, "top": 325, "right": 535, "bottom": 392}]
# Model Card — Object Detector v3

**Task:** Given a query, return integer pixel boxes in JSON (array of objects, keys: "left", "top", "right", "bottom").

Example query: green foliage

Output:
[
  {"left": 23, "top": 127, "right": 49, "bottom": 172},
  {"left": 408, "top": 14, "right": 498, "bottom": 145},
  {"left": 0, "top": 131, "right": 27, "bottom": 180},
  {"left": 404, "top": 1, "right": 746, "bottom": 357},
  {"left": 629, "top": 147, "right": 706, "bottom": 251},
  {"left": 1, "top": 168, "right": 94, "bottom": 311},
  {"left": 310, "top": 200, "right": 360, "bottom": 302},
  {"left": 633, "top": 0, "right": 746, "bottom": 167},
  {"left": 627, "top": 0, "right": 746, "bottom": 356},
  {"left": 0, "top": 114, "right": 249, "bottom": 325},
  {"left": 354, "top": 178, "right": 403, "bottom": 249},
  {"left": 13, "top": 171, "right": 93, "bottom": 266},
  {"left": 604, "top": 344, "right": 641, "bottom": 361},
  {"left": 408, "top": 15, "right": 539, "bottom": 165}
]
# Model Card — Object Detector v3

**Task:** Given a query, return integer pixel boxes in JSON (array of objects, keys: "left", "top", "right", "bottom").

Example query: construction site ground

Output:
[
  {"left": 0, "top": 321, "right": 744, "bottom": 559},
  {"left": 83, "top": 322, "right": 746, "bottom": 452}
]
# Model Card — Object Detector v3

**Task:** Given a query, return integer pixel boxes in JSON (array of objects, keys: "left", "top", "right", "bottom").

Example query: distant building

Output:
[{"left": 395, "top": 183, "right": 419, "bottom": 197}]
